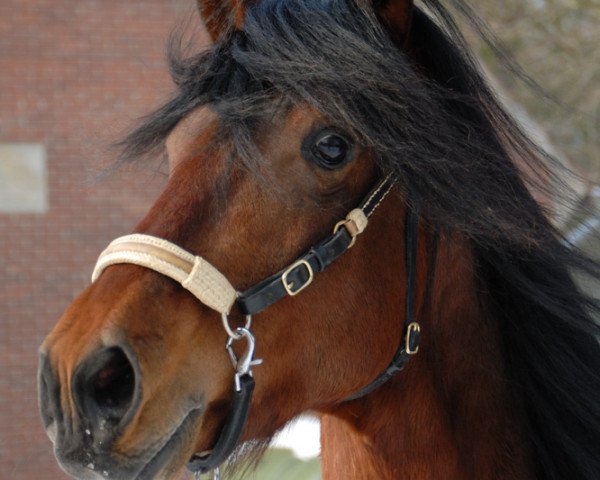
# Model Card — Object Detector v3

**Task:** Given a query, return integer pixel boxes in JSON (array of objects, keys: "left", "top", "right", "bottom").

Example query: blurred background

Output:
[{"left": 0, "top": 0, "right": 597, "bottom": 479}]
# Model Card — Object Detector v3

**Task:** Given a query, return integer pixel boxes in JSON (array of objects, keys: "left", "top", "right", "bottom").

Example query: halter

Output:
[{"left": 91, "top": 174, "right": 420, "bottom": 478}]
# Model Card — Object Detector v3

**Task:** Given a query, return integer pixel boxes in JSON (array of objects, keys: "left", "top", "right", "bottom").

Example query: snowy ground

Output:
[{"left": 271, "top": 415, "right": 321, "bottom": 460}]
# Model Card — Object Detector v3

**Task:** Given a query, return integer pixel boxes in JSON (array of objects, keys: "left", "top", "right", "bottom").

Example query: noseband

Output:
[{"left": 91, "top": 174, "right": 420, "bottom": 478}]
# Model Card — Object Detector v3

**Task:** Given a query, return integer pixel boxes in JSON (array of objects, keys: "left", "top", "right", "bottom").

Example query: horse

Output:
[{"left": 38, "top": 0, "right": 600, "bottom": 479}]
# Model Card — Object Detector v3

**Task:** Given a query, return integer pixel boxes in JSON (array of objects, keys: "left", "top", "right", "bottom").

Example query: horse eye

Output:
[{"left": 303, "top": 130, "right": 353, "bottom": 170}]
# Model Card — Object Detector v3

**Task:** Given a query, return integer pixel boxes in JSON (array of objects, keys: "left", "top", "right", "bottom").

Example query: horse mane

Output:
[{"left": 119, "top": 1, "right": 600, "bottom": 478}]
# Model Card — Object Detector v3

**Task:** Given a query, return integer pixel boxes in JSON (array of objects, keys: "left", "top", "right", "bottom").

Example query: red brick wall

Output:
[{"left": 0, "top": 1, "right": 199, "bottom": 477}]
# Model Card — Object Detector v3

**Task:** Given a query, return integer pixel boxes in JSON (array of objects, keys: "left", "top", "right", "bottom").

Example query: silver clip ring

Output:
[
  {"left": 221, "top": 313, "right": 252, "bottom": 340},
  {"left": 225, "top": 327, "right": 262, "bottom": 391},
  {"left": 226, "top": 327, "right": 256, "bottom": 377}
]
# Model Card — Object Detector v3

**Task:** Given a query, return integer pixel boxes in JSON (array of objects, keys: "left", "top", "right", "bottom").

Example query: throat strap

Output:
[{"left": 343, "top": 203, "right": 420, "bottom": 402}]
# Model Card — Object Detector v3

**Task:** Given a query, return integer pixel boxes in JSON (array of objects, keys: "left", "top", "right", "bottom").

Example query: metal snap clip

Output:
[{"left": 225, "top": 327, "right": 263, "bottom": 391}]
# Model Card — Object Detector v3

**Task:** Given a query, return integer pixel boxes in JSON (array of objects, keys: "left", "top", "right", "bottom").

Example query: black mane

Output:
[{"left": 121, "top": 1, "right": 600, "bottom": 478}]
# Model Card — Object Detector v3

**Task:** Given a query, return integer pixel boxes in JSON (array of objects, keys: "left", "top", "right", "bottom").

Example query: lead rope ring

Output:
[{"left": 221, "top": 313, "right": 252, "bottom": 340}]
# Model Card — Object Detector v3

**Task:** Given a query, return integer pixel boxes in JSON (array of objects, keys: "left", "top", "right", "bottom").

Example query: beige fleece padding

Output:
[
  {"left": 91, "top": 234, "right": 238, "bottom": 315},
  {"left": 346, "top": 209, "right": 368, "bottom": 235}
]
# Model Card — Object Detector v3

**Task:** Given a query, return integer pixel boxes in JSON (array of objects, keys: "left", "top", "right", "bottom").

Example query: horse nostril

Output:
[
  {"left": 91, "top": 349, "right": 135, "bottom": 415},
  {"left": 73, "top": 346, "right": 140, "bottom": 429}
]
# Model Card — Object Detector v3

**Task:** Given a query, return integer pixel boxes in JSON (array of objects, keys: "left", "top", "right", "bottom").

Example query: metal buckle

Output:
[
  {"left": 334, "top": 219, "right": 358, "bottom": 248},
  {"left": 281, "top": 259, "right": 314, "bottom": 296},
  {"left": 405, "top": 322, "right": 421, "bottom": 355}
]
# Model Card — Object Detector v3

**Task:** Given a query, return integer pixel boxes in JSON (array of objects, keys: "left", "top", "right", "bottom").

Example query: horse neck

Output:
[{"left": 319, "top": 233, "right": 534, "bottom": 480}]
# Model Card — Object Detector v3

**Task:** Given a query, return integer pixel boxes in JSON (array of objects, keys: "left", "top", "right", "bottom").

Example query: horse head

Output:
[
  {"left": 38, "top": 1, "right": 600, "bottom": 479},
  {"left": 38, "top": 1, "right": 425, "bottom": 478}
]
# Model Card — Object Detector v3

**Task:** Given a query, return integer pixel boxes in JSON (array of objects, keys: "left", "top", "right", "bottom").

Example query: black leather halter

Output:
[
  {"left": 188, "top": 175, "right": 420, "bottom": 475},
  {"left": 237, "top": 175, "right": 401, "bottom": 315}
]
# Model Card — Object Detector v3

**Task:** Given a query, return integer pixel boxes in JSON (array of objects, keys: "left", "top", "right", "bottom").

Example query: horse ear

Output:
[
  {"left": 197, "top": 0, "right": 252, "bottom": 40},
  {"left": 371, "top": 0, "right": 414, "bottom": 40}
]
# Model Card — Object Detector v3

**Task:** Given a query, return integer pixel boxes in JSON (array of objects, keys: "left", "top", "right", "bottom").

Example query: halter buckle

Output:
[
  {"left": 405, "top": 322, "right": 421, "bottom": 355},
  {"left": 281, "top": 259, "right": 314, "bottom": 296},
  {"left": 333, "top": 219, "right": 358, "bottom": 248}
]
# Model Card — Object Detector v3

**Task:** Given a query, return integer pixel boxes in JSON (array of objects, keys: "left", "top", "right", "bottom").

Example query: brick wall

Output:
[{"left": 0, "top": 1, "right": 198, "bottom": 477}]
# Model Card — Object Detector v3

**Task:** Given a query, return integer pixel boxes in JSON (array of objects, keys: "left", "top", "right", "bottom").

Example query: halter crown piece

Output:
[{"left": 91, "top": 174, "right": 420, "bottom": 477}]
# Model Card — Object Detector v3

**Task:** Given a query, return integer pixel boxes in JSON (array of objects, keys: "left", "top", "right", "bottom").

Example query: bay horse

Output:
[{"left": 38, "top": 0, "right": 600, "bottom": 479}]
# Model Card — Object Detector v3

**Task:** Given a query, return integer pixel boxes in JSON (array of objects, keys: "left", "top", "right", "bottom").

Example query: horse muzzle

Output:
[{"left": 38, "top": 344, "right": 167, "bottom": 479}]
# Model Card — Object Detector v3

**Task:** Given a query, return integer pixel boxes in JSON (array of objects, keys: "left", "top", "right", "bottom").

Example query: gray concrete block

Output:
[{"left": 0, "top": 143, "right": 48, "bottom": 213}]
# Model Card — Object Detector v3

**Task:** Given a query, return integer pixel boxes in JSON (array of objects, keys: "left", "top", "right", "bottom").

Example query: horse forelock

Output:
[{"left": 123, "top": 1, "right": 550, "bottom": 251}]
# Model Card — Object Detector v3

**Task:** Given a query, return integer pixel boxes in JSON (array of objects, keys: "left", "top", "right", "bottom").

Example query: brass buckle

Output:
[
  {"left": 281, "top": 260, "right": 314, "bottom": 296},
  {"left": 405, "top": 322, "right": 421, "bottom": 355},
  {"left": 333, "top": 219, "right": 358, "bottom": 248}
]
